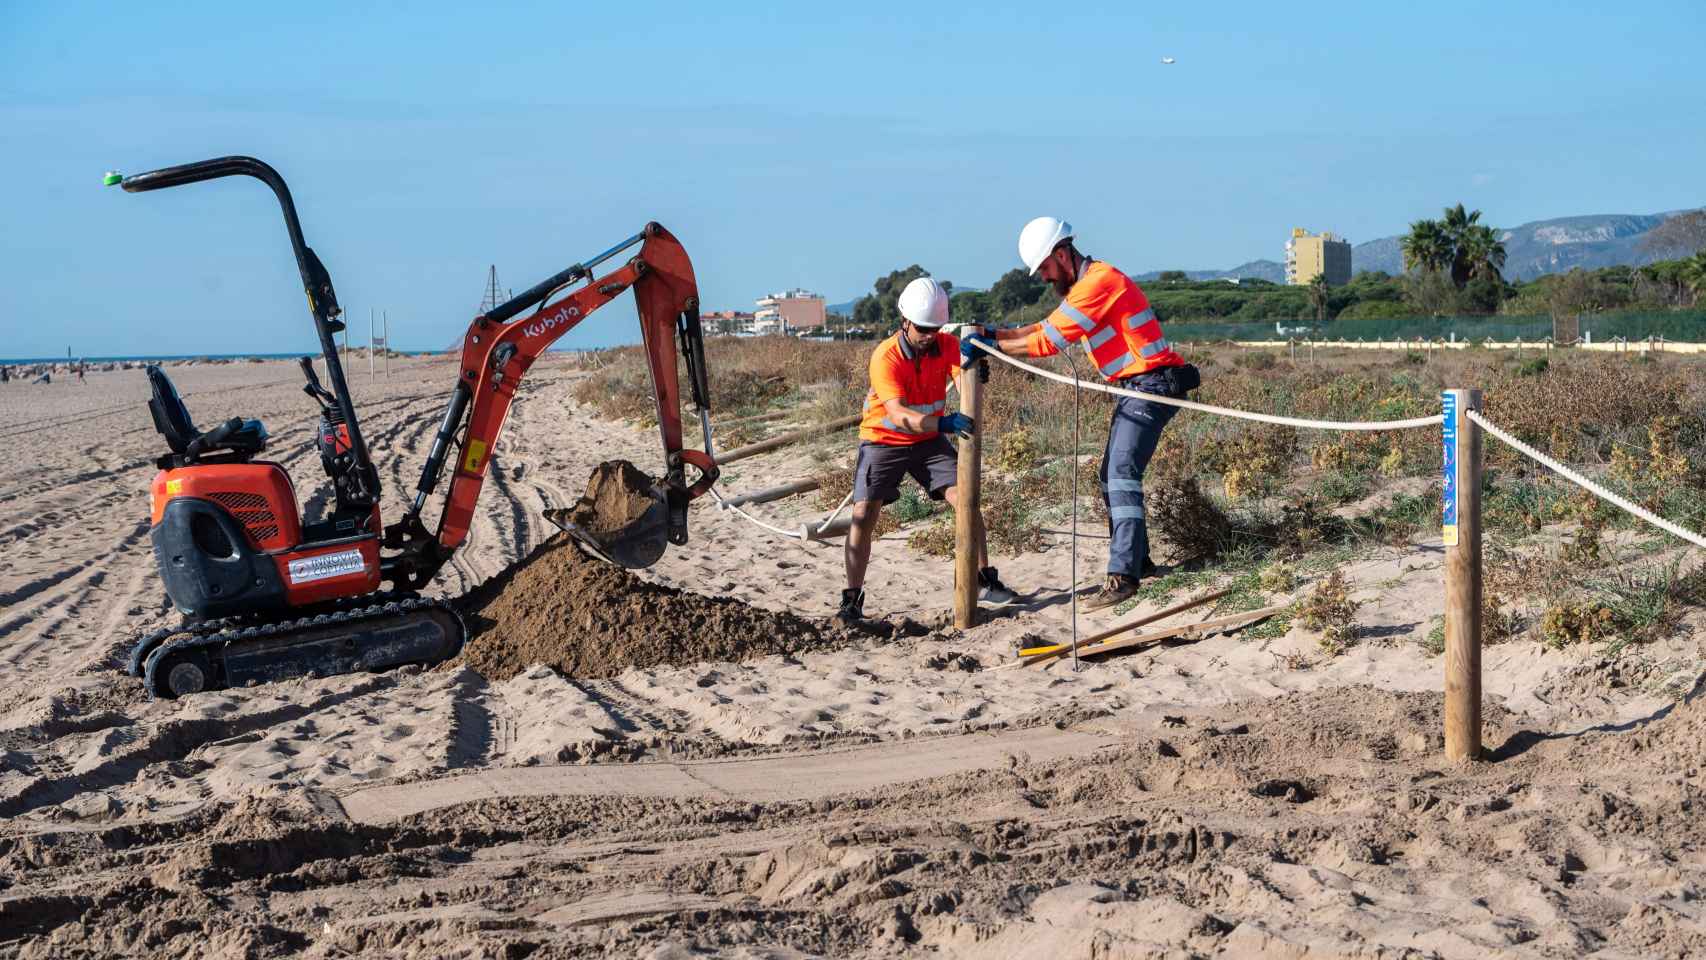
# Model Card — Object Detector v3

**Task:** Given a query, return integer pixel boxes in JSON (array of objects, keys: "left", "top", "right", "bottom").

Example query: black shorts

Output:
[{"left": 852, "top": 437, "right": 957, "bottom": 505}]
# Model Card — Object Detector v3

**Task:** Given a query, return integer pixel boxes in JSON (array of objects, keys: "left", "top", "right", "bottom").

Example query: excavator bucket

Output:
[{"left": 545, "top": 460, "right": 669, "bottom": 569}]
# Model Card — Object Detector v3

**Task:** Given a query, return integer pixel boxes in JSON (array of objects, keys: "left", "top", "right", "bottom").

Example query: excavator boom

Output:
[{"left": 383, "top": 223, "right": 719, "bottom": 586}]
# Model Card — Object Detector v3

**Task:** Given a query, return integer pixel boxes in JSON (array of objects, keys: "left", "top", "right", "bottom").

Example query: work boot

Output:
[
  {"left": 978, "top": 567, "right": 1019, "bottom": 606},
  {"left": 836, "top": 587, "right": 866, "bottom": 624},
  {"left": 1083, "top": 574, "right": 1139, "bottom": 611}
]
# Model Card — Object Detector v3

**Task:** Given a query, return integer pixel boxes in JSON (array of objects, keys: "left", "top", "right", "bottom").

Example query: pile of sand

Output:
[{"left": 453, "top": 533, "right": 836, "bottom": 680}]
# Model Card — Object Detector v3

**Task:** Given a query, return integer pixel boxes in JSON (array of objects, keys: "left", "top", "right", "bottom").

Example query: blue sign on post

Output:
[{"left": 1441, "top": 391, "right": 1458, "bottom": 547}]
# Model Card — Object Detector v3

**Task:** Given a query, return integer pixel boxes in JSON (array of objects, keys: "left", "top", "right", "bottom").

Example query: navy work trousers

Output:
[{"left": 1098, "top": 377, "right": 1179, "bottom": 578}]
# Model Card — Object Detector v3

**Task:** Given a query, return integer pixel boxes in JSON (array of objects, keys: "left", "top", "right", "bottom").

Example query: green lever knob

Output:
[{"left": 103, "top": 171, "right": 123, "bottom": 186}]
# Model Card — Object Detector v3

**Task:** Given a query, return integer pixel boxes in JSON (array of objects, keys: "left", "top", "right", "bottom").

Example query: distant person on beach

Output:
[
  {"left": 76, "top": 361, "right": 86, "bottom": 383},
  {"left": 32, "top": 371, "right": 50, "bottom": 385},
  {"left": 0, "top": 366, "right": 9, "bottom": 384},
  {"left": 839, "top": 277, "right": 1019, "bottom": 624},
  {"left": 956, "top": 217, "right": 1202, "bottom": 611}
]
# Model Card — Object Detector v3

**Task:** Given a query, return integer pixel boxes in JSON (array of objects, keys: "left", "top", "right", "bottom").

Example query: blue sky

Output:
[{"left": 3, "top": 1, "right": 1702, "bottom": 357}]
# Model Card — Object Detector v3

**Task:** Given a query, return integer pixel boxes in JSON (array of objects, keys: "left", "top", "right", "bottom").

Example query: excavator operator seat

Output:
[{"left": 145, "top": 364, "right": 268, "bottom": 467}]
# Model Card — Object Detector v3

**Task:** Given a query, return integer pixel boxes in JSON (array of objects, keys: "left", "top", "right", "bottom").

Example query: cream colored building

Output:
[
  {"left": 1284, "top": 228, "right": 1352, "bottom": 286},
  {"left": 754, "top": 289, "right": 826, "bottom": 335}
]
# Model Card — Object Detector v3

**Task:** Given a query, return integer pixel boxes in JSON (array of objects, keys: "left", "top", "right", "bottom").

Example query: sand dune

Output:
[{"left": 2, "top": 354, "right": 1704, "bottom": 957}]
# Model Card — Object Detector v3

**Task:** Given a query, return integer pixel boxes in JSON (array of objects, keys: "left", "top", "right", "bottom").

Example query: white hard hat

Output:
[
  {"left": 897, "top": 276, "right": 951, "bottom": 328},
  {"left": 1018, "top": 216, "right": 1074, "bottom": 274}
]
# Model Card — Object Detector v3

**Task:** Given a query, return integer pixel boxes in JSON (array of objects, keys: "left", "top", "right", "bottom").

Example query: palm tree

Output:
[
  {"left": 1683, "top": 252, "right": 1706, "bottom": 306},
  {"left": 1401, "top": 219, "right": 1451, "bottom": 274},
  {"left": 1306, "top": 273, "right": 1331, "bottom": 324},
  {"left": 1458, "top": 224, "right": 1507, "bottom": 282},
  {"left": 1440, "top": 204, "right": 1486, "bottom": 286}
]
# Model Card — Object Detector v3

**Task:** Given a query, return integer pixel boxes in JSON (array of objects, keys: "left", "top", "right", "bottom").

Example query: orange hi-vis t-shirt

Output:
[
  {"left": 859, "top": 330, "right": 962, "bottom": 445},
  {"left": 1022, "top": 260, "right": 1184, "bottom": 381}
]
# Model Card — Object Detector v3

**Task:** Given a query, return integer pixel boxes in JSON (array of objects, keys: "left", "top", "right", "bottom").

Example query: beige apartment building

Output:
[
  {"left": 1284, "top": 228, "right": 1352, "bottom": 286},
  {"left": 753, "top": 289, "right": 826, "bottom": 334}
]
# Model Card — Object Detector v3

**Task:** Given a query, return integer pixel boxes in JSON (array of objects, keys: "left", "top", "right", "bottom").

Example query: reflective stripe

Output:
[
  {"left": 1123, "top": 307, "right": 1156, "bottom": 330},
  {"left": 1087, "top": 324, "right": 1119, "bottom": 350},
  {"left": 1043, "top": 323, "right": 1070, "bottom": 351},
  {"left": 1139, "top": 338, "right": 1171, "bottom": 359},
  {"left": 1109, "top": 505, "right": 1145, "bottom": 520},
  {"left": 928, "top": 399, "right": 946, "bottom": 413},
  {"left": 1057, "top": 302, "right": 1094, "bottom": 331},
  {"left": 1105, "top": 479, "right": 1143, "bottom": 492},
  {"left": 1099, "top": 351, "right": 1136, "bottom": 377}
]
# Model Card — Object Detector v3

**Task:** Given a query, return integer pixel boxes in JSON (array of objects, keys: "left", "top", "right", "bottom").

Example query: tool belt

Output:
[{"left": 1119, "top": 362, "right": 1200, "bottom": 398}]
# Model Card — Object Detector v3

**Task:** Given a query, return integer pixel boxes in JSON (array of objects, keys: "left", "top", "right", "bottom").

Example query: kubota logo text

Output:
[{"left": 523, "top": 307, "right": 581, "bottom": 339}]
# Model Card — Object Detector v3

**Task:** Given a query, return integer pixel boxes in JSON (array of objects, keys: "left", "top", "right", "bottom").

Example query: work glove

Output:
[
  {"left": 938, "top": 412, "right": 976, "bottom": 437},
  {"left": 959, "top": 332, "right": 996, "bottom": 369}
]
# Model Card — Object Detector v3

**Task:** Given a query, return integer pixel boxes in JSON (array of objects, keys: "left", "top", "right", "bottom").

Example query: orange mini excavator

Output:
[{"left": 109, "top": 156, "right": 718, "bottom": 698}]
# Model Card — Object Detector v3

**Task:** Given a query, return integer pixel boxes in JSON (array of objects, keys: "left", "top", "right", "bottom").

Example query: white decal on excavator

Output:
[
  {"left": 522, "top": 306, "right": 581, "bottom": 340},
  {"left": 287, "top": 549, "right": 367, "bottom": 585}
]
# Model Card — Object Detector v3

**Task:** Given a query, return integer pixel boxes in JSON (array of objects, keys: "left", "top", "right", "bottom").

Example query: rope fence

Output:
[
  {"left": 677, "top": 339, "right": 1706, "bottom": 763},
  {"left": 967, "top": 340, "right": 1443, "bottom": 431},
  {"left": 1467, "top": 410, "right": 1706, "bottom": 550}
]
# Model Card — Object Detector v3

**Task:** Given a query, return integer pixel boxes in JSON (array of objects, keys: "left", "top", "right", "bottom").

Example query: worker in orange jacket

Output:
[
  {"left": 840, "top": 277, "right": 1019, "bottom": 624},
  {"left": 958, "top": 218, "right": 1201, "bottom": 610}
]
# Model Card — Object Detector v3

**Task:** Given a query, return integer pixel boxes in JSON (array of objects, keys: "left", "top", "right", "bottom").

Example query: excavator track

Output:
[{"left": 130, "top": 595, "right": 465, "bottom": 700}]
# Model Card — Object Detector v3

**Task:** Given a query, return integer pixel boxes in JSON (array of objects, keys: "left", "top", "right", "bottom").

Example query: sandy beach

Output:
[{"left": 3, "top": 353, "right": 1705, "bottom": 958}]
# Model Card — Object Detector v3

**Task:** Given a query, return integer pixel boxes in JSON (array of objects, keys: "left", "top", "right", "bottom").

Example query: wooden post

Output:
[
  {"left": 714, "top": 413, "right": 861, "bottom": 466},
  {"left": 718, "top": 477, "right": 821, "bottom": 509},
  {"left": 954, "top": 360, "right": 985, "bottom": 629},
  {"left": 1442, "top": 388, "right": 1483, "bottom": 761}
]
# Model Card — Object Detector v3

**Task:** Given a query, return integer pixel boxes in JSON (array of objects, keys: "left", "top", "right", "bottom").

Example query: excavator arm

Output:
[{"left": 383, "top": 223, "right": 718, "bottom": 587}]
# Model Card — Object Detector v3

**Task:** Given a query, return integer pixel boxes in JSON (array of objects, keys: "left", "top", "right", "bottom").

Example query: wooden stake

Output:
[
  {"left": 801, "top": 516, "right": 854, "bottom": 541},
  {"left": 717, "top": 477, "right": 822, "bottom": 509},
  {"left": 954, "top": 362, "right": 985, "bottom": 629},
  {"left": 1442, "top": 388, "right": 1483, "bottom": 761},
  {"left": 715, "top": 413, "right": 861, "bottom": 466}
]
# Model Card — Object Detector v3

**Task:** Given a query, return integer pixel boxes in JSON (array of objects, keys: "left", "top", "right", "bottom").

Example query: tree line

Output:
[{"left": 844, "top": 206, "right": 1706, "bottom": 331}]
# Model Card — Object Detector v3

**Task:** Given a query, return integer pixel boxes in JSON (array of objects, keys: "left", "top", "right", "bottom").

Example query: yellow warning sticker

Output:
[
  {"left": 464, "top": 439, "right": 487, "bottom": 473},
  {"left": 1443, "top": 524, "right": 1458, "bottom": 547},
  {"left": 166, "top": 478, "right": 183, "bottom": 496}
]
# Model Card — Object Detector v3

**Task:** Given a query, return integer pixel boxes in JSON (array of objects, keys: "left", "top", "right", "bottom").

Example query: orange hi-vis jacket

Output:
[
  {"left": 1023, "top": 261, "right": 1183, "bottom": 381},
  {"left": 859, "top": 330, "right": 962, "bottom": 445}
]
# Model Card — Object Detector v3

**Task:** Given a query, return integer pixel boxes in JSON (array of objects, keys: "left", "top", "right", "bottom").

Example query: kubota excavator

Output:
[{"left": 108, "top": 156, "right": 719, "bottom": 699}]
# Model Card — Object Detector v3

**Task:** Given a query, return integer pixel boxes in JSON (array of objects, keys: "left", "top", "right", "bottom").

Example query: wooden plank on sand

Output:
[{"left": 1016, "top": 602, "right": 1289, "bottom": 669}]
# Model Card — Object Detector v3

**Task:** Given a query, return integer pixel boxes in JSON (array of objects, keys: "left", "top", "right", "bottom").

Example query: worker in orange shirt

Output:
[
  {"left": 840, "top": 277, "right": 1019, "bottom": 624},
  {"left": 958, "top": 218, "right": 1201, "bottom": 611}
]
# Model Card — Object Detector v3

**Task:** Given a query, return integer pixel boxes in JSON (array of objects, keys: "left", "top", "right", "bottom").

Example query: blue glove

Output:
[
  {"left": 938, "top": 412, "right": 976, "bottom": 437},
  {"left": 959, "top": 332, "right": 996, "bottom": 369}
]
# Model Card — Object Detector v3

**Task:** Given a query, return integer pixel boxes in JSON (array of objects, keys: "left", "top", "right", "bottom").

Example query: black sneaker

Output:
[
  {"left": 1083, "top": 574, "right": 1139, "bottom": 611},
  {"left": 978, "top": 567, "right": 1019, "bottom": 606},
  {"left": 836, "top": 587, "right": 866, "bottom": 623}
]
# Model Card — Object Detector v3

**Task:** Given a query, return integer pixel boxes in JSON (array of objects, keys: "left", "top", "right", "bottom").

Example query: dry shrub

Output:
[
  {"left": 1540, "top": 601, "right": 1616, "bottom": 649},
  {"left": 814, "top": 468, "right": 854, "bottom": 511},
  {"left": 1148, "top": 473, "right": 1233, "bottom": 563},
  {"left": 908, "top": 520, "right": 955, "bottom": 557},
  {"left": 1298, "top": 571, "right": 1361, "bottom": 656},
  {"left": 1201, "top": 424, "right": 1297, "bottom": 499},
  {"left": 1259, "top": 561, "right": 1298, "bottom": 595},
  {"left": 983, "top": 477, "right": 1044, "bottom": 555},
  {"left": 993, "top": 428, "right": 1041, "bottom": 475},
  {"left": 1484, "top": 592, "right": 1519, "bottom": 644}
]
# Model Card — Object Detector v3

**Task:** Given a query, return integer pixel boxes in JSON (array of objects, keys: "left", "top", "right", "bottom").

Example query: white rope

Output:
[
  {"left": 968, "top": 340, "right": 1443, "bottom": 431},
  {"left": 707, "top": 488, "right": 808, "bottom": 540},
  {"left": 1468, "top": 409, "right": 1706, "bottom": 550},
  {"left": 816, "top": 487, "right": 855, "bottom": 534}
]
